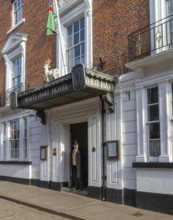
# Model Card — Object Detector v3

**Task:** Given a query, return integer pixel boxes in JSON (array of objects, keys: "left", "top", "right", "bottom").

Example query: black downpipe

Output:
[{"left": 100, "top": 95, "right": 106, "bottom": 201}]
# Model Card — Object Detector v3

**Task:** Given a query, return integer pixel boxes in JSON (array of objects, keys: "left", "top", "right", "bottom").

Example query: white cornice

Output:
[
  {"left": 59, "top": 0, "right": 83, "bottom": 16},
  {"left": 2, "top": 33, "right": 28, "bottom": 55},
  {"left": 125, "top": 47, "right": 173, "bottom": 75}
]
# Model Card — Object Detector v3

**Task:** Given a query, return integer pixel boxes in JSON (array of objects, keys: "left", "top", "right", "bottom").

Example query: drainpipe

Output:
[{"left": 100, "top": 95, "right": 106, "bottom": 201}]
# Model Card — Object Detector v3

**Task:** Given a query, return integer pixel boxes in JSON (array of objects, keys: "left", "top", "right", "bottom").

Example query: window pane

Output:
[
  {"left": 14, "top": 2, "right": 17, "bottom": 10},
  {"left": 75, "top": 57, "right": 80, "bottom": 65},
  {"left": 13, "top": 0, "right": 23, "bottom": 25},
  {"left": 11, "top": 140, "right": 19, "bottom": 158},
  {"left": 74, "top": 46, "right": 80, "bottom": 57},
  {"left": 80, "top": 18, "right": 85, "bottom": 29},
  {"left": 147, "top": 87, "right": 158, "bottom": 104},
  {"left": 74, "top": 21, "right": 79, "bottom": 33},
  {"left": 12, "top": 56, "right": 21, "bottom": 87},
  {"left": 167, "top": 0, "right": 173, "bottom": 15},
  {"left": 74, "top": 33, "right": 79, "bottom": 45},
  {"left": 81, "top": 43, "right": 85, "bottom": 55},
  {"left": 149, "top": 140, "right": 161, "bottom": 156},
  {"left": 148, "top": 104, "right": 159, "bottom": 121},
  {"left": 149, "top": 123, "right": 160, "bottom": 139},
  {"left": 81, "top": 55, "right": 85, "bottom": 64},
  {"left": 80, "top": 29, "right": 85, "bottom": 41}
]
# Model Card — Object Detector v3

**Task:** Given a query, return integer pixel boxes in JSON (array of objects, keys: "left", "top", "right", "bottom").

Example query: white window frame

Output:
[
  {"left": 57, "top": 0, "right": 92, "bottom": 76},
  {"left": 10, "top": 119, "right": 20, "bottom": 159},
  {"left": 12, "top": 0, "right": 23, "bottom": 27},
  {"left": 12, "top": 55, "right": 22, "bottom": 89},
  {"left": 2, "top": 33, "right": 27, "bottom": 106},
  {"left": 23, "top": 117, "right": 28, "bottom": 159},
  {"left": 136, "top": 81, "right": 171, "bottom": 163},
  {"left": 66, "top": 17, "right": 85, "bottom": 72},
  {"left": 3, "top": 123, "right": 7, "bottom": 160},
  {"left": 0, "top": 117, "right": 29, "bottom": 161},
  {"left": 146, "top": 87, "right": 161, "bottom": 162}
]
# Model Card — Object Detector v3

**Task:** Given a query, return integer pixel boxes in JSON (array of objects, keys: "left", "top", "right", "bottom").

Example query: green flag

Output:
[{"left": 46, "top": 0, "right": 56, "bottom": 35}]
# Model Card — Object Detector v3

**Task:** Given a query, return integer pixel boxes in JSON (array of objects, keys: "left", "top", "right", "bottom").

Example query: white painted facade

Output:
[{"left": 1, "top": 0, "right": 173, "bottom": 213}]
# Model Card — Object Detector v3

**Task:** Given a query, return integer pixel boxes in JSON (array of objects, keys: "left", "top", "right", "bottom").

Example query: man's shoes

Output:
[
  {"left": 79, "top": 188, "right": 83, "bottom": 192},
  {"left": 72, "top": 187, "right": 79, "bottom": 191}
]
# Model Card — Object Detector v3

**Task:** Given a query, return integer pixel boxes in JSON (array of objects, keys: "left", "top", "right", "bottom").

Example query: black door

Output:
[{"left": 71, "top": 122, "right": 88, "bottom": 188}]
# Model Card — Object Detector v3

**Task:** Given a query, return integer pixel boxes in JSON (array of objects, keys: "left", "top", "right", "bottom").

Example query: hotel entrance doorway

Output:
[{"left": 70, "top": 122, "right": 88, "bottom": 190}]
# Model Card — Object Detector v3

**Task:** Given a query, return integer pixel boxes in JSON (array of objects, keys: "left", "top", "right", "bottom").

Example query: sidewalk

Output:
[{"left": 0, "top": 181, "right": 172, "bottom": 220}]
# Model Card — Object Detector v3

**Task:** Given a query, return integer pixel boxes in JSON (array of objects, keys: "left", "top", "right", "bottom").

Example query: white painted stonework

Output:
[
  {"left": 45, "top": 97, "right": 102, "bottom": 188},
  {"left": 137, "top": 169, "right": 173, "bottom": 195}
]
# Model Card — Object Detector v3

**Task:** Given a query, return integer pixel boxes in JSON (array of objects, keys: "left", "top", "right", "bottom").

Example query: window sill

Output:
[
  {"left": 133, "top": 162, "right": 173, "bottom": 168},
  {"left": 7, "top": 18, "right": 25, "bottom": 35},
  {"left": 0, "top": 161, "right": 32, "bottom": 165}
]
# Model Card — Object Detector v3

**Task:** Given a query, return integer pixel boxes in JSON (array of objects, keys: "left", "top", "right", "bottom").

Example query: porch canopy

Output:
[{"left": 17, "top": 64, "right": 116, "bottom": 111}]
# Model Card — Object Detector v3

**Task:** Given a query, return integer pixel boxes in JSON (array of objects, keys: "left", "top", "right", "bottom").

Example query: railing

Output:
[
  {"left": 128, "top": 14, "right": 173, "bottom": 62},
  {"left": 0, "top": 83, "right": 28, "bottom": 108}
]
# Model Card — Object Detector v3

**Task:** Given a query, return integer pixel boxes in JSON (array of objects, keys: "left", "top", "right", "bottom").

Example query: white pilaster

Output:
[
  {"left": 40, "top": 123, "right": 49, "bottom": 182},
  {"left": 159, "top": 82, "right": 170, "bottom": 162},
  {"left": 106, "top": 93, "right": 123, "bottom": 190},
  {"left": 85, "top": 0, "right": 93, "bottom": 68},
  {"left": 136, "top": 87, "right": 147, "bottom": 162},
  {"left": 88, "top": 108, "right": 102, "bottom": 188}
]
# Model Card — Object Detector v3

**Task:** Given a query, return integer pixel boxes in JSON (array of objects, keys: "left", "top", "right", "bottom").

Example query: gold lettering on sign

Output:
[{"left": 23, "top": 83, "right": 69, "bottom": 104}]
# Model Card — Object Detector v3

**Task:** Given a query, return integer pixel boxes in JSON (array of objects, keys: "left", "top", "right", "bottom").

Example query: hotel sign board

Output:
[{"left": 17, "top": 64, "right": 116, "bottom": 110}]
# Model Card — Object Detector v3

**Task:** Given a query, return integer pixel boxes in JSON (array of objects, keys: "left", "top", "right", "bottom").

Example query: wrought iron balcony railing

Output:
[
  {"left": 128, "top": 14, "right": 173, "bottom": 62},
  {"left": 0, "top": 83, "right": 28, "bottom": 108}
]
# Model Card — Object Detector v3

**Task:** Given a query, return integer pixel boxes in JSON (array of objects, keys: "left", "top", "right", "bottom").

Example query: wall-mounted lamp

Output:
[{"left": 99, "top": 56, "right": 105, "bottom": 70}]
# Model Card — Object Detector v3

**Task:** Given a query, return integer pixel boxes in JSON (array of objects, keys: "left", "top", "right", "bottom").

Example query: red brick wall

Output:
[
  {"left": 0, "top": 0, "right": 56, "bottom": 93},
  {"left": 0, "top": 0, "right": 150, "bottom": 96},
  {"left": 0, "top": 1, "right": 11, "bottom": 94},
  {"left": 93, "top": 0, "right": 150, "bottom": 75}
]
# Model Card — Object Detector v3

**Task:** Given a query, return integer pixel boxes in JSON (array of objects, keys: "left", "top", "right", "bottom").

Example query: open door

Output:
[{"left": 71, "top": 122, "right": 88, "bottom": 189}]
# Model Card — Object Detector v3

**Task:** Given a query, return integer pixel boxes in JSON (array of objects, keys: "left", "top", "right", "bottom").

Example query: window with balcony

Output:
[
  {"left": 12, "top": 0, "right": 23, "bottom": 26},
  {"left": 128, "top": 0, "right": 173, "bottom": 61},
  {"left": 66, "top": 17, "right": 85, "bottom": 72}
]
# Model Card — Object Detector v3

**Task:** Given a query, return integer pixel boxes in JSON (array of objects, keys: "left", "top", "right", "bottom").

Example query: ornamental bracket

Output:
[
  {"left": 103, "top": 92, "right": 114, "bottom": 113},
  {"left": 36, "top": 110, "right": 46, "bottom": 125}
]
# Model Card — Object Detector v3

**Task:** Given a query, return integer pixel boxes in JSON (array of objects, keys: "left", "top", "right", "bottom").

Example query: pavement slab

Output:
[{"left": 0, "top": 181, "right": 172, "bottom": 220}]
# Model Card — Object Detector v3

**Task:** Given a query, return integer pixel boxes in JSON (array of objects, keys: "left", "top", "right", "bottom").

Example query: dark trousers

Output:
[
  {"left": 71, "top": 166, "right": 83, "bottom": 190},
  {"left": 72, "top": 165, "right": 79, "bottom": 189}
]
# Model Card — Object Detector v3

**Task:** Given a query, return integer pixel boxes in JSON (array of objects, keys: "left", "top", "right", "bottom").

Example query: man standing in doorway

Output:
[{"left": 71, "top": 140, "right": 83, "bottom": 191}]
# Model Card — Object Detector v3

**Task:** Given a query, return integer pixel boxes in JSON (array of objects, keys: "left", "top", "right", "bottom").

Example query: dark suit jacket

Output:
[{"left": 71, "top": 149, "right": 83, "bottom": 178}]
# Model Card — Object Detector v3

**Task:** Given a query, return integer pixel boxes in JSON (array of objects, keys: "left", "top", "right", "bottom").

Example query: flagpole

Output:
[{"left": 54, "top": 0, "right": 67, "bottom": 76}]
